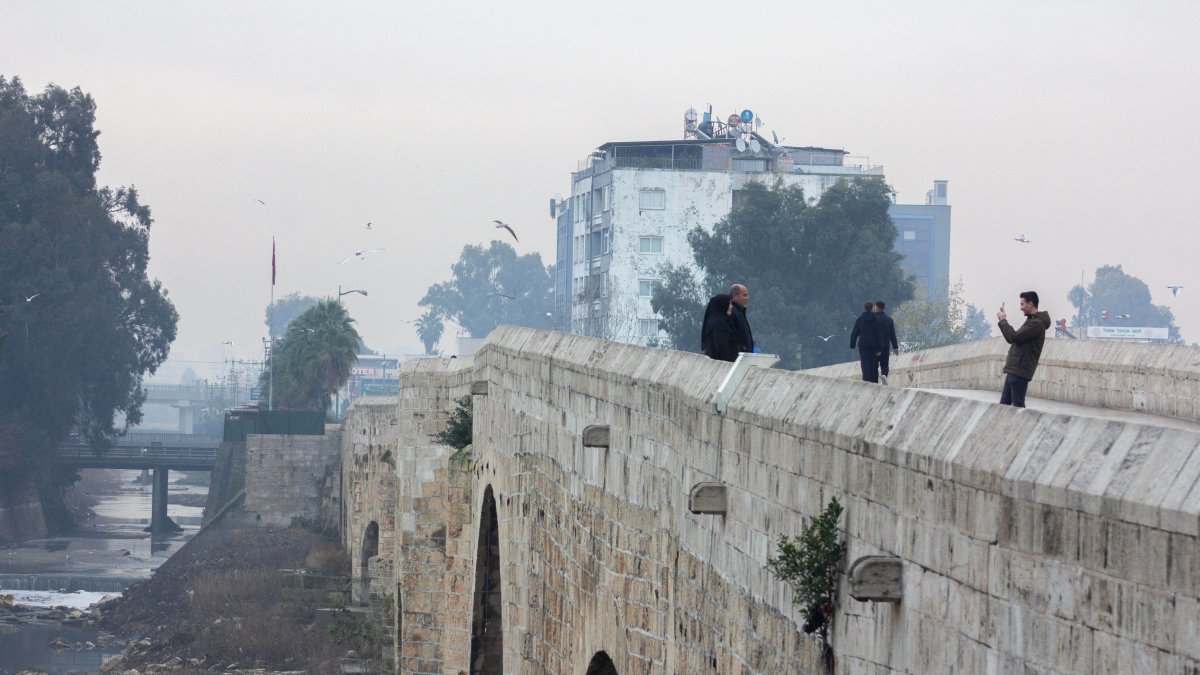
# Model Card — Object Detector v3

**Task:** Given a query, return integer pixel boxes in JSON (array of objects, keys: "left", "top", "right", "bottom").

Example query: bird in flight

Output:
[
  {"left": 489, "top": 292, "right": 515, "bottom": 300},
  {"left": 1168, "top": 284, "right": 1183, "bottom": 297},
  {"left": 492, "top": 220, "right": 519, "bottom": 243},
  {"left": 219, "top": 340, "right": 233, "bottom": 345},
  {"left": 337, "top": 248, "right": 385, "bottom": 265},
  {"left": 22, "top": 292, "right": 39, "bottom": 302},
  {"left": 1014, "top": 234, "right": 1031, "bottom": 244},
  {"left": 365, "top": 222, "right": 373, "bottom": 230},
  {"left": 815, "top": 334, "right": 835, "bottom": 342},
  {"left": 253, "top": 199, "right": 265, "bottom": 206}
]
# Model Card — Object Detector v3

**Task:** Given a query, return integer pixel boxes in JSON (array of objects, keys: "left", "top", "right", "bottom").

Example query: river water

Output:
[{"left": 0, "top": 469, "right": 207, "bottom": 674}]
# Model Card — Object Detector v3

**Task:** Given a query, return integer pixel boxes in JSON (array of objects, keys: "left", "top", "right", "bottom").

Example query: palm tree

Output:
[
  {"left": 415, "top": 309, "right": 444, "bottom": 355},
  {"left": 264, "top": 299, "right": 360, "bottom": 412}
]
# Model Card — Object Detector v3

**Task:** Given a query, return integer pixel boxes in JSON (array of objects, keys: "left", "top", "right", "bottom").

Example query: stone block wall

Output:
[
  {"left": 807, "top": 336, "right": 1200, "bottom": 423},
  {"left": 342, "top": 327, "right": 1200, "bottom": 674},
  {"left": 240, "top": 430, "right": 341, "bottom": 527}
]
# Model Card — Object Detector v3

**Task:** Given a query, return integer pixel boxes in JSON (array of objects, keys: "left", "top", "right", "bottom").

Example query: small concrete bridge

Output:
[{"left": 56, "top": 432, "right": 220, "bottom": 534}]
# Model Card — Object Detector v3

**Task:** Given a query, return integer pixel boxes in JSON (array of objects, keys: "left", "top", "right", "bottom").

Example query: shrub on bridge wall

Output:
[
  {"left": 431, "top": 396, "right": 472, "bottom": 450},
  {"left": 767, "top": 496, "right": 845, "bottom": 673}
]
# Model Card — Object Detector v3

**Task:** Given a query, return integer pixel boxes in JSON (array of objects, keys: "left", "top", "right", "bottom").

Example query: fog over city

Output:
[{"left": 3, "top": 0, "right": 1197, "bottom": 378}]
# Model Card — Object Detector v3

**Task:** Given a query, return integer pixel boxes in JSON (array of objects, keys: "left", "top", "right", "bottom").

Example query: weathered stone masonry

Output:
[{"left": 342, "top": 327, "right": 1200, "bottom": 674}]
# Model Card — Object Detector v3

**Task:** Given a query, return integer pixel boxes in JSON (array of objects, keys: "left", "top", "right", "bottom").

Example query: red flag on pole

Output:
[{"left": 272, "top": 238, "right": 276, "bottom": 286}]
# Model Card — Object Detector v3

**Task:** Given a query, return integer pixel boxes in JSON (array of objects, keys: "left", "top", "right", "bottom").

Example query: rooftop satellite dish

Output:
[
  {"left": 772, "top": 130, "right": 779, "bottom": 145},
  {"left": 684, "top": 107, "right": 699, "bottom": 123},
  {"left": 736, "top": 137, "right": 747, "bottom": 152},
  {"left": 740, "top": 109, "right": 754, "bottom": 123},
  {"left": 727, "top": 114, "right": 741, "bottom": 127},
  {"left": 754, "top": 116, "right": 763, "bottom": 128},
  {"left": 749, "top": 139, "right": 761, "bottom": 153}
]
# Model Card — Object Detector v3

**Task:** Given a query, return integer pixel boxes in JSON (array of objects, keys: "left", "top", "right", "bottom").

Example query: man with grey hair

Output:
[{"left": 728, "top": 284, "right": 755, "bottom": 355}]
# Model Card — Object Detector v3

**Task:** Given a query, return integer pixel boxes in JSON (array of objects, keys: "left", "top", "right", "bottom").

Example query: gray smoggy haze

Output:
[{"left": 3, "top": 1, "right": 1198, "bottom": 380}]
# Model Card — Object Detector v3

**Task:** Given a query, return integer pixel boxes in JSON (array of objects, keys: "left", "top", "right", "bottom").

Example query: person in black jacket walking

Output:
[
  {"left": 849, "top": 301, "right": 882, "bottom": 383},
  {"left": 874, "top": 301, "right": 900, "bottom": 385}
]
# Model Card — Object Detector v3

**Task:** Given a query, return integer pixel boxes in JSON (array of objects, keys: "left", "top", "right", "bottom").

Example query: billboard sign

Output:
[{"left": 1086, "top": 326, "right": 1169, "bottom": 340}]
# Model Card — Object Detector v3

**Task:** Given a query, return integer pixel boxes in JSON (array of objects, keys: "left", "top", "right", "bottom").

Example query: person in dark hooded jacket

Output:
[
  {"left": 849, "top": 301, "right": 882, "bottom": 382},
  {"left": 997, "top": 290, "right": 1051, "bottom": 407},
  {"left": 701, "top": 293, "right": 739, "bottom": 362}
]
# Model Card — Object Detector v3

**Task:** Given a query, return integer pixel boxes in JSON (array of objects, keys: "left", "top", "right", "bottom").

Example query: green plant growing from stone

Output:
[
  {"left": 431, "top": 396, "right": 473, "bottom": 449},
  {"left": 767, "top": 496, "right": 845, "bottom": 672}
]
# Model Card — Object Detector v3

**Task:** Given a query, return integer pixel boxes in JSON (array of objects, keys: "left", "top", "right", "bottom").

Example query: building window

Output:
[
  {"left": 639, "top": 188, "right": 666, "bottom": 210},
  {"left": 903, "top": 230, "right": 916, "bottom": 241},
  {"left": 601, "top": 228, "right": 612, "bottom": 254},
  {"left": 639, "top": 236, "right": 663, "bottom": 254},
  {"left": 638, "top": 279, "right": 656, "bottom": 298},
  {"left": 637, "top": 319, "right": 660, "bottom": 336}
]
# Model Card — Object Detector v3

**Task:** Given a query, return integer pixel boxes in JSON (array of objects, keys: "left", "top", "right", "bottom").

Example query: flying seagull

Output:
[
  {"left": 1014, "top": 234, "right": 1031, "bottom": 244},
  {"left": 815, "top": 334, "right": 835, "bottom": 342},
  {"left": 365, "top": 222, "right": 372, "bottom": 230},
  {"left": 219, "top": 340, "right": 233, "bottom": 345},
  {"left": 253, "top": 199, "right": 265, "bottom": 206},
  {"left": 491, "top": 220, "right": 519, "bottom": 243},
  {"left": 1168, "top": 284, "right": 1183, "bottom": 297},
  {"left": 337, "top": 248, "right": 385, "bottom": 265},
  {"left": 489, "top": 292, "right": 515, "bottom": 300},
  {"left": 22, "top": 292, "right": 39, "bottom": 302}
]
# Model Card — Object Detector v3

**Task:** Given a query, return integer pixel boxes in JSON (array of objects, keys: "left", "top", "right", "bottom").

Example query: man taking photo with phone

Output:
[{"left": 996, "top": 291, "right": 1051, "bottom": 408}]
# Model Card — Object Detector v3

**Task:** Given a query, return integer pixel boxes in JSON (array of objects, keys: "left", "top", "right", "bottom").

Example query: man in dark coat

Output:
[
  {"left": 874, "top": 301, "right": 900, "bottom": 385},
  {"left": 997, "top": 291, "right": 1051, "bottom": 407},
  {"left": 849, "top": 301, "right": 882, "bottom": 383},
  {"left": 701, "top": 293, "right": 738, "bottom": 362},
  {"left": 728, "top": 284, "right": 755, "bottom": 354}
]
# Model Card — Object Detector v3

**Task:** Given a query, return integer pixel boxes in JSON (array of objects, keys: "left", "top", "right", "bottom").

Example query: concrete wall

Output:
[
  {"left": 806, "top": 336, "right": 1200, "bottom": 423},
  {"left": 341, "top": 328, "right": 1200, "bottom": 674},
  {"left": 0, "top": 482, "right": 48, "bottom": 543}
]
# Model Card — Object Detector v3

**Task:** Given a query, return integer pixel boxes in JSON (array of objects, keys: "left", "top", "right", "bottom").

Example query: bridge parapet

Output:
[
  {"left": 341, "top": 327, "right": 1200, "bottom": 674},
  {"left": 807, "top": 336, "right": 1200, "bottom": 422}
]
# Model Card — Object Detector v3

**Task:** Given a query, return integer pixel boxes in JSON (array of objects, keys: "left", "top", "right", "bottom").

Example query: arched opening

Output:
[
  {"left": 585, "top": 651, "right": 618, "bottom": 675},
  {"left": 469, "top": 486, "right": 502, "bottom": 674},
  {"left": 359, "top": 521, "right": 379, "bottom": 605}
]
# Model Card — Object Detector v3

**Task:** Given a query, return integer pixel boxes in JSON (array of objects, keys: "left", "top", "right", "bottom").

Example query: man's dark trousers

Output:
[
  {"left": 1000, "top": 373, "right": 1029, "bottom": 407},
  {"left": 859, "top": 349, "right": 879, "bottom": 383},
  {"left": 878, "top": 351, "right": 891, "bottom": 378}
]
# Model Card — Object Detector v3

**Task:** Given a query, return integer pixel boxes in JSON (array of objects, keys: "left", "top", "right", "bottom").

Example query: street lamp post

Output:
[{"left": 338, "top": 285, "right": 368, "bottom": 305}]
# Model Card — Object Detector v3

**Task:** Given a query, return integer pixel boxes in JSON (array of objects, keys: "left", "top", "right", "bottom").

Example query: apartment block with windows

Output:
[{"left": 552, "top": 112, "right": 949, "bottom": 345}]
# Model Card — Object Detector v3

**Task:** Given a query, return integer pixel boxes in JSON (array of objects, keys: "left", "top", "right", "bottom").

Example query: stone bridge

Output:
[{"left": 337, "top": 327, "right": 1200, "bottom": 674}]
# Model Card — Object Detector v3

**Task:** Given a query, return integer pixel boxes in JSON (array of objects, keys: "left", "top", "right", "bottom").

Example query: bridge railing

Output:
[
  {"left": 115, "top": 432, "right": 222, "bottom": 448},
  {"left": 55, "top": 444, "right": 218, "bottom": 466}
]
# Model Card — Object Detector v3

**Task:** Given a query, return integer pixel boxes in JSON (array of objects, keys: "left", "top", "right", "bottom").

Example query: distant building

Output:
[
  {"left": 552, "top": 108, "right": 950, "bottom": 345},
  {"left": 889, "top": 180, "right": 951, "bottom": 301}
]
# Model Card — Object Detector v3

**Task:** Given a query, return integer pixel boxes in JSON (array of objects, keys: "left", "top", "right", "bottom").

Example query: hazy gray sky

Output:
[{"left": 4, "top": 1, "right": 1198, "bottom": 379}]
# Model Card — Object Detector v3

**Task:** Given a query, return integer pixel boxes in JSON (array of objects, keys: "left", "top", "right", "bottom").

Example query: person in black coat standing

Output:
[
  {"left": 874, "top": 301, "right": 900, "bottom": 385},
  {"left": 728, "top": 284, "right": 755, "bottom": 354},
  {"left": 701, "top": 293, "right": 739, "bottom": 362},
  {"left": 849, "top": 301, "right": 882, "bottom": 383}
]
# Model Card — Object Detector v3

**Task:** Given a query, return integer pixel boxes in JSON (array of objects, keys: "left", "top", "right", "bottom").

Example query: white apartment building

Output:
[{"left": 552, "top": 108, "right": 891, "bottom": 345}]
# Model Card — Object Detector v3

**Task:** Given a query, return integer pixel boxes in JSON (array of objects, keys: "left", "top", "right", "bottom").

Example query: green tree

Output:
[
  {"left": 415, "top": 309, "right": 444, "bottom": 355},
  {"left": 891, "top": 279, "right": 989, "bottom": 351},
  {"left": 420, "top": 241, "right": 553, "bottom": 338},
  {"left": 649, "top": 263, "right": 706, "bottom": 352},
  {"left": 0, "top": 77, "right": 178, "bottom": 490},
  {"left": 261, "top": 300, "right": 360, "bottom": 412},
  {"left": 265, "top": 292, "right": 319, "bottom": 339},
  {"left": 1068, "top": 264, "right": 1181, "bottom": 342},
  {"left": 660, "top": 179, "right": 914, "bottom": 369}
]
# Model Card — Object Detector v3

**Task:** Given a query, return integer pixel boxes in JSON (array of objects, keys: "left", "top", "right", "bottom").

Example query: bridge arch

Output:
[
  {"left": 359, "top": 520, "right": 379, "bottom": 605},
  {"left": 469, "top": 485, "right": 502, "bottom": 674},
  {"left": 585, "top": 651, "right": 618, "bottom": 675}
]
